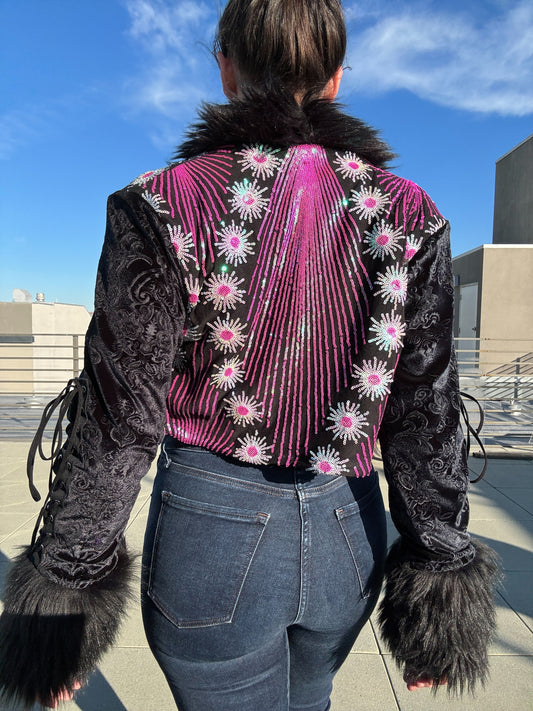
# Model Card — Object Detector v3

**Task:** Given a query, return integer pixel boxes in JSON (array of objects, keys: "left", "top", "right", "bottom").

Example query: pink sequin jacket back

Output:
[
  {"left": 29, "top": 97, "right": 474, "bottom": 584},
  {"left": 0, "top": 97, "right": 500, "bottom": 707}
]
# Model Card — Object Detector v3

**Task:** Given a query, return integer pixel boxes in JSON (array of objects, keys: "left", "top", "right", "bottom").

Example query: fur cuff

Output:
[
  {"left": 0, "top": 547, "right": 135, "bottom": 708},
  {"left": 378, "top": 538, "right": 501, "bottom": 695}
]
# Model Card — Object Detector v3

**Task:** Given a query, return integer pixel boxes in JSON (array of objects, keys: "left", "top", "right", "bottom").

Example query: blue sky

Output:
[{"left": 1, "top": 0, "right": 532, "bottom": 310}]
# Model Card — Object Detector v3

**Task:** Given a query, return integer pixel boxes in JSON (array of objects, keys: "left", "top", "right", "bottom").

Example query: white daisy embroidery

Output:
[
  {"left": 375, "top": 265, "right": 409, "bottom": 306},
  {"left": 334, "top": 152, "right": 371, "bottom": 182},
  {"left": 350, "top": 187, "right": 390, "bottom": 222},
  {"left": 425, "top": 217, "right": 446, "bottom": 235},
  {"left": 215, "top": 222, "right": 255, "bottom": 265},
  {"left": 369, "top": 313, "right": 406, "bottom": 353},
  {"left": 326, "top": 401, "right": 369, "bottom": 445},
  {"left": 236, "top": 145, "right": 281, "bottom": 179},
  {"left": 404, "top": 234, "right": 423, "bottom": 261},
  {"left": 224, "top": 393, "right": 263, "bottom": 425},
  {"left": 230, "top": 179, "right": 269, "bottom": 222},
  {"left": 130, "top": 167, "right": 165, "bottom": 186},
  {"left": 234, "top": 431, "right": 271, "bottom": 465},
  {"left": 363, "top": 221, "right": 403, "bottom": 260},
  {"left": 168, "top": 224, "right": 194, "bottom": 267},
  {"left": 142, "top": 191, "right": 169, "bottom": 214},
  {"left": 184, "top": 275, "right": 201, "bottom": 309},
  {"left": 351, "top": 357, "right": 394, "bottom": 401},
  {"left": 211, "top": 357, "right": 245, "bottom": 390},
  {"left": 207, "top": 316, "right": 247, "bottom": 353},
  {"left": 204, "top": 271, "right": 246, "bottom": 312},
  {"left": 308, "top": 445, "right": 349, "bottom": 476}
]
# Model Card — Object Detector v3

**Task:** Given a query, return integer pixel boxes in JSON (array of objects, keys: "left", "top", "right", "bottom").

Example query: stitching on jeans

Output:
[
  {"left": 166, "top": 459, "right": 354, "bottom": 498},
  {"left": 293, "top": 480, "right": 311, "bottom": 624}
]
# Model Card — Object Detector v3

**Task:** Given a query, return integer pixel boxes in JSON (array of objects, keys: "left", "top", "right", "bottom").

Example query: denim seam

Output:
[
  {"left": 169, "top": 463, "right": 297, "bottom": 497},
  {"left": 293, "top": 481, "right": 310, "bottom": 624},
  {"left": 166, "top": 460, "right": 356, "bottom": 498},
  {"left": 161, "top": 490, "right": 270, "bottom": 522},
  {"left": 334, "top": 515, "right": 369, "bottom": 600}
]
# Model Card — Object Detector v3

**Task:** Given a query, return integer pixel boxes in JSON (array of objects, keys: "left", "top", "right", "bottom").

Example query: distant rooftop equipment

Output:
[
  {"left": 36, "top": 293, "right": 45, "bottom": 303},
  {"left": 12, "top": 288, "right": 32, "bottom": 303}
]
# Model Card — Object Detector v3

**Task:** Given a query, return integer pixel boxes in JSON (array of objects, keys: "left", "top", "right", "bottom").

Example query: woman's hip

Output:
[{"left": 140, "top": 438, "right": 387, "bottom": 657}]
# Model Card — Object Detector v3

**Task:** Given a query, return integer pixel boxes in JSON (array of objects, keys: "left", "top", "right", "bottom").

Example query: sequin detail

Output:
[
  {"left": 184, "top": 275, "right": 201, "bottom": 308},
  {"left": 334, "top": 152, "right": 371, "bottom": 182},
  {"left": 215, "top": 222, "right": 255, "bottom": 265},
  {"left": 230, "top": 179, "right": 269, "bottom": 222},
  {"left": 352, "top": 357, "right": 394, "bottom": 401},
  {"left": 236, "top": 145, "right": 281, "bottom": 179},
  {"left": 375, "top": 265, "right": 409, "bottom": 305},
  {"left": 405, "top": 234, "right": 423, "bottom": 261},
  {"left": 308, "top": 445, "right": 350, "bottom": 475},
  {"left": 369, "top": 314, "right": 406, "bottom": 353},
  {"left": 224, "top": 393, "right": 263, "bottom": 425},
  {"left": 204, "top": 272, "right": 246, "bottom": 312},
  {"left": 349, "top": 186, "right": 390, "bottom": 222},
  {"left": 426, "top": 216, "right": 446, "bottom": 234},
  {"left": 326, "top": 401, "right": 369, "bottom": 445},
  {"left": 234, "top": 431, "right": 271, "bottom": 465},
  {"left": 207, "top": 317, "right": 247, "bottom": 353},
  {"left": 130, "top": 167, "right": 165, "bottom": 186},
  {"left": 142, "top": 191, "right": 170, "bottom": 214},
  {"left": 363, "top": 221, "right": 404, "bottom": 260},
  {"left": 211, "top": 357, "right": 245, "bottom": 390},
  {"left": 168, "top": 225, "right": 194, "bottom": 267}
]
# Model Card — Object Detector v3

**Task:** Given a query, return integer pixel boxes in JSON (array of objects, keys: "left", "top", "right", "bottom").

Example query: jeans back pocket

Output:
[
  {"left": 335, "top": 486, "right": 387, "bottom": 600},
  {"left": 148, "top": 491, "right": 270, "bottom": 628}
]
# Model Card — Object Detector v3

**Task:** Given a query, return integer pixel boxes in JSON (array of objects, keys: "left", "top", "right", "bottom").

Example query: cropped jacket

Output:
[{"left": 0, "top": 93, "right": 499, "bottom": 706}]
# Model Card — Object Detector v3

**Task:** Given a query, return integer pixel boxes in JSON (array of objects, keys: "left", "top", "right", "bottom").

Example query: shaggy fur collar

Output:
[{"left": 173, "top": 91, "right": 395, "bottom": 169}]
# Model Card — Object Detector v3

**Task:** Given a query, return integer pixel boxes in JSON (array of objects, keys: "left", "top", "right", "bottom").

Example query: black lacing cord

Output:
[
  {"left": 27, "top": 378, "right": 86, "bottom": 549},
  {"left": 459, "top": 391, "right": 488, "bottom": 483}
]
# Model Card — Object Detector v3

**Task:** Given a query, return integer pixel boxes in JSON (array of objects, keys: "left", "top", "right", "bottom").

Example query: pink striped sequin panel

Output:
[{"left": 243, "top": 146, "right": 372, "bottom": 464}]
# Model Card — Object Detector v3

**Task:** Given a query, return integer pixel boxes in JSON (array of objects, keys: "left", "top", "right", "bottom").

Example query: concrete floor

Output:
[{"left": 0, "top": 441, "right": 532, "bottom": 711}]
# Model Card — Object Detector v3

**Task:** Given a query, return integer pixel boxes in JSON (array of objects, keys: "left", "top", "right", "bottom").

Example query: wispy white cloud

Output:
[
  {"left": 343, "top": 0, "right": 533, "bottom": 116},
  {"left": 123, "top": 0, "right": 222, "bottom": 124},
  {"left": 127, "top": 0, "right": 212, "bottom": 52},
  {"left": 124, "top": 0, "right": 533, "bottom": 120}
]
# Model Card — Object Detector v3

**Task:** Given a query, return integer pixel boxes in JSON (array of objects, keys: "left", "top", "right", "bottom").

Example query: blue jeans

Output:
[{"left": 141, "top": 438, "right": 387, "bottom": 711}]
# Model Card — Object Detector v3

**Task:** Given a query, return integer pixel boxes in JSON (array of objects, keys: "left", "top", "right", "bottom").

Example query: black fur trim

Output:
[
  {"left": 0, "top": 546, "right": 135, "bottom": 708},
  {"left": 378, "top": 538, "right": 501, "bottom": 695},
  {"left": 173, "top": 90, "right": 395, "bottom": 169}
]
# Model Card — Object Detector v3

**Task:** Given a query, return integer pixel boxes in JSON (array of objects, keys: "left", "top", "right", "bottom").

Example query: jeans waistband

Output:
[{"left": 161, "top": 436, "right": 378, "bottom": 498}]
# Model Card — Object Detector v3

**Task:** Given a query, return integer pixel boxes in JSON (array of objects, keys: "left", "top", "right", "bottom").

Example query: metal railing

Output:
[
  {"left": 0, "top": 333, "right": 86, "bottom": 439},
  {"left": 456, "top": 338, "right": 532, "bottom": 450},
  {"left": 0, "top": 334, "right": 532, "bottom": 448}
]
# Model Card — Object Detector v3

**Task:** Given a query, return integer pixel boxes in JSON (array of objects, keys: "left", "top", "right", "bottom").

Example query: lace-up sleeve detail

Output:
[
  {"left": 0, "top": 189, "right": 188, "bottom": 707},
  {"left": 32, "top": 189, "right": 188, "bottom": 585}
]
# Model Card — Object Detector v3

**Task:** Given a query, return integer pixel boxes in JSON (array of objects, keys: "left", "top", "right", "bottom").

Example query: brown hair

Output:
[{"left": 215, "top": 0, "right": 346, "bottom": 97}]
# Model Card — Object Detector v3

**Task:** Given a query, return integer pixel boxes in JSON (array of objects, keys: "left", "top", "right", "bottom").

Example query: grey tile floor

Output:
[{"left": 0, "top": 441, "right": 532, "bottom": 711}]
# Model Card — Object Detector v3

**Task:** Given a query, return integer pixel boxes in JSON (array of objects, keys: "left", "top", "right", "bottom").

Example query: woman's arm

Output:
[
  {"left": 0, "top": 189, "right": 187, "bottom": 708},
  {"left": 377, "top": 222, "right": 500, "bottom": 694}
]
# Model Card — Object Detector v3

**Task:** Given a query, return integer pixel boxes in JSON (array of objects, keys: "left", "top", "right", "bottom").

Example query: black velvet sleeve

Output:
[
  {"left": 377, "top": 223, "right": 500, "bottom": 694},
  {"left": 379, "top": 222, "right": 472, "bottom": 569},
  {"left": 0, "top": 189, "right": 188, "bottom": 707}
]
